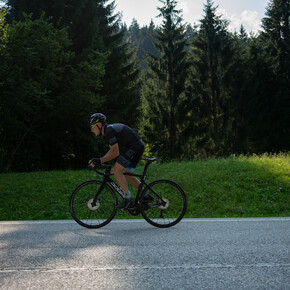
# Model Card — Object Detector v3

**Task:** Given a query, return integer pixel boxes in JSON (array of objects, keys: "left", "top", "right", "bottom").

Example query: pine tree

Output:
[
  {"left": 260, "top": 0, "right": 290, "bottom": 151},
  {"left": 189, "top": 0, "right": 236, "bottom": 155},
  {"left": 98, "top": 2, "right": 140, "bottom": 126},
  {"left": 140, "top": 0, "right": 190, "bottom": 159},
  {"left": 228, "top": 27, "right": 253, "bottom": 153},
  {"left": 2, "top": 0, "right": 140, "bottom": 169},
  {"left": 5, "top": 0, "right": 141, "bottom": 120},
  {"left": 125, "top": 19, "right": 159, "bottom": 67},
  {"left": 240, "top": 0, "right": 290, "bottom": 153},
  {"left": 242, "top": 36, "right": 277, "bottom": 152}
]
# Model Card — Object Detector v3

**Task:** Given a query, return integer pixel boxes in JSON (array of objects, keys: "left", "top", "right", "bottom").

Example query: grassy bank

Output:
[{"left": 0, "top": 154, "right": 289, "bottom": 220}]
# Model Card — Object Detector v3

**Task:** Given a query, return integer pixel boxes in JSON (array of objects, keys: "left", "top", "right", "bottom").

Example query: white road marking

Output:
[
  {"left": 1, "top": 263, "right": 289, "bottom": 273},
  {"left": 0, "top": 217, "right": 289, "bottom": 225}
]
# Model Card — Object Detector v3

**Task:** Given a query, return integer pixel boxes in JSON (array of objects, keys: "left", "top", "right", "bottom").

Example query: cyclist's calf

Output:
[
  {"left": 112, "top": 163, "right": 128, "bottom": 193},
  {"left": 125, "top": 174, "right": 141, "bottom": 190}
]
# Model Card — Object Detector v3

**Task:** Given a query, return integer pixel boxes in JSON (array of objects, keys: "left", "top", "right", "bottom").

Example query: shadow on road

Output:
[{"left": 1, "top": 218, "right": 289, "bottom": 289}]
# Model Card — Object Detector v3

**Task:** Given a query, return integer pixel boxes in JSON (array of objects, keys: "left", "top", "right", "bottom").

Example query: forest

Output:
[{"left": 0, "top": 0, "right": 289, "bottom": 172}]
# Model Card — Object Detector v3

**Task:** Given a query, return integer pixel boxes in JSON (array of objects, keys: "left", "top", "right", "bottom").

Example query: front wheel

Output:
[
  {"left": 140, "top": 179, "right": 187, "bottom": 228},
  {"left": 69, "top": 180, "right": 117, "bottom": 228}
]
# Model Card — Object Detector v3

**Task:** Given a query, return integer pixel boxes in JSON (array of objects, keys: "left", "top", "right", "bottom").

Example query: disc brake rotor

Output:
[
  {"left": 158, "top": 198, "right": 169, "bottom": 210},
  {"left": 87, "top": 198, "right": 100, "bottom": 211}
]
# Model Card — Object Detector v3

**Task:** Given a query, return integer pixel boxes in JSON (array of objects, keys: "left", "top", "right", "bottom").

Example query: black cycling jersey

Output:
[
  {"left": 104, "top": 123, "right": 144, "bottom": 169},
  {"left": 104, "top": 123, "right": 141, "bottom": 149}
]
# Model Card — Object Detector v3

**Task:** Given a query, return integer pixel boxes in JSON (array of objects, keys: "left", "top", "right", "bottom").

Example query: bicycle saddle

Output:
[{"left": 142, "top": 157, "right": 157, "bottom": 163}]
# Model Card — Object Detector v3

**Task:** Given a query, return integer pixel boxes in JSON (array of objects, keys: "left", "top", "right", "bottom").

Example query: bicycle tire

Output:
[
  {"left": 69, "top": 180, "right": 117, "bottom": 229},
  {"left": 140, "top": 179, "right": 187, "bottom": 228}
]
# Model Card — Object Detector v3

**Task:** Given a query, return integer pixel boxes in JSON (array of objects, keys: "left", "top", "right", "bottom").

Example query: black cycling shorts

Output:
[{"left": 117, "top": 140, "right": 145, "bottom": 171}]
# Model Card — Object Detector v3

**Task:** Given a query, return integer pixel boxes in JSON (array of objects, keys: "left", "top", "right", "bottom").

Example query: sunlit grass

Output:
[{"left": 0, "top": 153, "right": 289, "bottom": 220}]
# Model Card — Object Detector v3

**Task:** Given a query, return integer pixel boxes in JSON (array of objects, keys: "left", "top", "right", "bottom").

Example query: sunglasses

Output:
[{"left": 90, "top": 122, "right": 101, "bottom": 130}]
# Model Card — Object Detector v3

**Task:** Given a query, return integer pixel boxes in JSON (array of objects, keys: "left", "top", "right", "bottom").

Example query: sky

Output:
[{"left": 113, "top": 0, "right": 270, "bottom": 34}]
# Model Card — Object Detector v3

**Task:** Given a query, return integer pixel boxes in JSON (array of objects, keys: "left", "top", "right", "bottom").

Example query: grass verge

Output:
[{"left": 0, "top": 154, "right": 289, "bottom": 220}]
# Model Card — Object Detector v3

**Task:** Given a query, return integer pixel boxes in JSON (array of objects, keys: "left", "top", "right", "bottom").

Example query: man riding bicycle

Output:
[{"left": 88, "top": 113, "right": 152, "bottom": 209}]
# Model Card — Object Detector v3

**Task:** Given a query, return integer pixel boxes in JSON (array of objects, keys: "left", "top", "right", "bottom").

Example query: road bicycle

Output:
[{"left": 69, "top": 158, "right": 187, "bottom": 228}]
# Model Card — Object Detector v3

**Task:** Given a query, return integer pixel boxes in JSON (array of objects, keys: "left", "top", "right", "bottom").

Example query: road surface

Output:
[{"left": 0, "top": 218, "right": 289, "bottom": 289}]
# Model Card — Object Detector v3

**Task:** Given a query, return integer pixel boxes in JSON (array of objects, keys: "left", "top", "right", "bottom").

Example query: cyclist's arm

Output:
[{"left": 100, "top": 143, "right": 120, "bottom": 163}]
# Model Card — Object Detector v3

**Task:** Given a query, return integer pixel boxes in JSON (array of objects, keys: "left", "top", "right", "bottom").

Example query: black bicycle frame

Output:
[{"left": 91, "top": 160, "right": 162, "bottom": 207}]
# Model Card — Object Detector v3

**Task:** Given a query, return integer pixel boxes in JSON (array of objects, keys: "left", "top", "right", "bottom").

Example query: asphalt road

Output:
[{"left": 0, "top": 218, "right": 289, "bottom": 289}]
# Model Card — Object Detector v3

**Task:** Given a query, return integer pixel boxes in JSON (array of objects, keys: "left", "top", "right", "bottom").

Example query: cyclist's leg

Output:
[
  {"left": 126, "top": 141, "right": 153, "bottom": 201},
  {"left": 113, "top": 159, "right": 140, "bottom": 190},
  {"left": 124, "top": 142, "right": 144, "bottom": 190},
  {"left": 114, "top": 141, "right": 145, "bottom": 208},
  {"left": 112, "top": 162, "right": 128, "bottom": 193},
  {"left": 113, "top": 162, "right": 135, "bottom": 209},
  {"left": 125, "top": 174, "right": 140, "bottom": 190},
  {"left": 115, "top": 140, "right": 144, "bottom": 192}
]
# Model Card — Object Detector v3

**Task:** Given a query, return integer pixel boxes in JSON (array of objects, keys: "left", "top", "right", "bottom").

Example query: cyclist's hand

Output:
[{"left": 89, "top": 158, "right": 101, "bottom": 168}]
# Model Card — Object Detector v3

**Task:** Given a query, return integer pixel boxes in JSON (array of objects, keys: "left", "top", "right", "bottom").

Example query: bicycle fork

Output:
[
  {"left": 91, "top": 177, "right": 107, "bottom": 207},
  {"left": 91, "top": 176, "right": 126, "bottom": 208}
]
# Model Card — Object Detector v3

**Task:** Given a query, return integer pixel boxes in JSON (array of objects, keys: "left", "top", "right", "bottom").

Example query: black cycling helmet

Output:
[{"left": 90, "top": 113, "right": 107, "bottom": 125}]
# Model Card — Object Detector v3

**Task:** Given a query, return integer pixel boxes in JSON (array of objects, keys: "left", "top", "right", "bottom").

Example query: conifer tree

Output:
[
  {"left": 260, "top": 0, "right": 290, "bottom": 151},
  {"left": 98, "top": 1, "right": 140, "bottom": 126},
  {"left": 2, "top": 0, "right": 140, "bottom": 170},
  {"left": 126, "top": 19, "right": 159, "bottom": 67},
  {"left": 140, "top": 0, "right": 190, "bottom": 159},
  {"left": 189, "top": 0, "right": 235, "bottom": 155},
  {"left": 228, "top": 26, "right": 253, "bottom": 153},
  {"left": 238, "top": 0, "right": 290, "bottom": 153}
]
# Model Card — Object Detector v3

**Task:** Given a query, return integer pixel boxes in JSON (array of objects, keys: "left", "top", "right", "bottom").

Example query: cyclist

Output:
[{"left": 88, "top": 113, "right": 151, "bottom": 209}]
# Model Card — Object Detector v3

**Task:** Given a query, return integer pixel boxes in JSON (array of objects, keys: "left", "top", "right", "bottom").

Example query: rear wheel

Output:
[
  {"left": 69, "top": 180, "right": 117, "bottom": 228},
  {"left": 140, "top": 179, "right": 187, "bottom": 228}
]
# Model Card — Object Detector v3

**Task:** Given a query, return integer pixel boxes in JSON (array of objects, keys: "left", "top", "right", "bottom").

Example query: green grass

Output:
[{"left": 0, "top": 154, "right": 289, "bottom": 221}]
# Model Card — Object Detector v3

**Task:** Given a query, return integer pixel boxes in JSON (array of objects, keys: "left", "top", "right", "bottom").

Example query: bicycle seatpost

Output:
[{"left": 142, "top": 158, "right": 157, "bottom": 178}]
